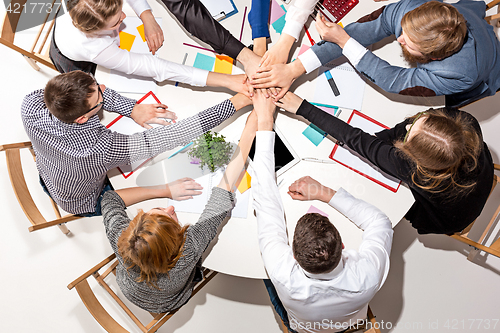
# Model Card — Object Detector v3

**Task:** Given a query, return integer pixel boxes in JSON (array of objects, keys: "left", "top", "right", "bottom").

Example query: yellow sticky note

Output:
[
  {"left": 237, "top": 171, "right": 252, "bottom": 194},
  {"left": 337, "top": 22, "right": 344, "bottom": 28},
  {"left": 119, "top": 31, "right": 136, "bottom": 51},
  {"left": 136, "top": 24, "right": 146, "bottom": 42},
  {"left": 214, "top": 55, "right": 233, "bottom": 74}
]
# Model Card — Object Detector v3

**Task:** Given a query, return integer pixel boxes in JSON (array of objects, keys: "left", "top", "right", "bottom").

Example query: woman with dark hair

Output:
[
  {"left": 100, "top": 108, "right": 259, "bottom": 313},
  {"left": 275, "top": 92, "right": 494, "bottom": 234}
]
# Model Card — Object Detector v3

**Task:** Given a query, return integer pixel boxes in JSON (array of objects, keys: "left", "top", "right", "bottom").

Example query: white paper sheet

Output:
[{"left": 314, "top": 57, "right": 366, "bottom": 111}]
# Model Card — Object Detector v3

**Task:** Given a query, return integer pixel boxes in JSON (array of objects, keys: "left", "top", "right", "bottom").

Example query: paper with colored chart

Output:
[{"left": 109, "top": 17, "right": 162, "bottom": 94}]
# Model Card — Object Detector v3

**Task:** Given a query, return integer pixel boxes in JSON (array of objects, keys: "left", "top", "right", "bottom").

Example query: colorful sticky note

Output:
[
  {"left": 193, "top": 53, "right": 216, "bottom": 71},
  {"left": 237, "top": 171, "right": 252, "bottom": 194},
  {"left": 270, "top": 0, "right": 286, "bottom": 23},
  {"left": 214, "top": 55, "right": 233, "bottom": 74},
  {"left": 317, "top": 105, "right": 338, "bottom": 117},
  {"left": 298, "top": 44, "right": 310, "bottom": 56},
  {"left": 302, "top": 123, "right": 327, "bottom": 146},
  {"left": 272, "top": 15, "right": 287, "bottom": 34},
  {"left": 307, "top": 205, "right": 329, "bottom": 217},
  {"left": 119, "top": 31, "right": 136, "bottom": 51},
  {"left": 136, "top": 24, "right": 146, "bottom": 42}
]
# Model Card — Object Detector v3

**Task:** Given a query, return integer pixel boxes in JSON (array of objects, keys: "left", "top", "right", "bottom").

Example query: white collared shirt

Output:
[
  {"left": 283, "top": 0, "right": 319, "bottom": 40},
  {"left": 251, "top": 131, "right": 393, "bottom": 333}
]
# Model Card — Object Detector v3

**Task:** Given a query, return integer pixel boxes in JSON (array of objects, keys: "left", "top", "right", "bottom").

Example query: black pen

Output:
[{"left": 325, "top": 70, "right": 340, "bottom": 96}]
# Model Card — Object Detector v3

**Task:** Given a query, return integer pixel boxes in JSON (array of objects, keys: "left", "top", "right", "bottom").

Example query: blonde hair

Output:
[
  {"left": 401, "top": 1, "right": 467, "bottom": 59},
  {"left": 117, "top": 210, "right": 189, "bottom": 288},
  {"left": 67, "top": 0, "right": 123, "bottom": 33},
  {"left": 394, "top": 108, "right": 481, "bottom": 198}
]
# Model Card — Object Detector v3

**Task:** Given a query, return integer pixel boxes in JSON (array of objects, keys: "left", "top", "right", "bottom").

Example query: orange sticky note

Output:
[
  {"left": 214, "top": 55, "right": 233, "bottom": 74},
  {"left": 136, "top": 24, "right": 146, "bottom": 42},
  {"left": 119, "top": 31, "right": 136, "bottom": 51},
  {"left": 237, "top": 171, "right": 252, "bottom": 194}
]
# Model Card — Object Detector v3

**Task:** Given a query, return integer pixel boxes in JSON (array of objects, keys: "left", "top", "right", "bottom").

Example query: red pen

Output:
[{"left": 304, "top": 25, "right": 315, "bottom": 45}]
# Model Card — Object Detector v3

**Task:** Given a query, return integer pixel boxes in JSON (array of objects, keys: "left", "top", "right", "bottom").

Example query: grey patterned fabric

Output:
[
  {"left": 21, "top": 88, "right": 236, "bottom": 214},
  {"left": 101, "top": 188, "right": 235, "bottom": 313}
]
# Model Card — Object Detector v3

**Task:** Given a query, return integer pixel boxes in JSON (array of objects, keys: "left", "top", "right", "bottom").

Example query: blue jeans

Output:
[
  {"left": 263, "top": 279, "right": 298, "bottom": 333},
  {"left": 39, "top": 176, "right": 113, "bottom": 217}
]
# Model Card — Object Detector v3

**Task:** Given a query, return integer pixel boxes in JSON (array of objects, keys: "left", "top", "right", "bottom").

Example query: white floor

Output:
[{"left": 2, "top": 22, "right": 500, "bottom": 333}]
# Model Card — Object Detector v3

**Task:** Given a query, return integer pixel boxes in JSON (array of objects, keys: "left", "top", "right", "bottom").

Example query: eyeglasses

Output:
[
  {"left": 403, "top": 111, "right": 426, "bottom": 143},
  {"left": 86, "top": 84, "right": 104, "bottom": 115}
]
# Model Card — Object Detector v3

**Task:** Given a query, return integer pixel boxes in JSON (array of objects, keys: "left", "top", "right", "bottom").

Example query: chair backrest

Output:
[
  {"left": 0, "top": 141, "right": 81, "bottom": 233},
  {"left": 68, "top": 253, "right": 218, "bottom": 333},
  {"left": 0, "top": 0, "right": 58, "bottom": 71},
  {"left": 449, "top": 164, "right": 500, "bottom": 260},
  {"left": 486, "top": 0, "right": 500, "bottom": 24}
]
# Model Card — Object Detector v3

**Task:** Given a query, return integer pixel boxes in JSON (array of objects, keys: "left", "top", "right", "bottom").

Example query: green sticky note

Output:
[
  {"left": 193, "top": 53, "right": 215, "bottom": 71},
  {"left": 302, "top": 124, "right": 326, "bottom": 146}
]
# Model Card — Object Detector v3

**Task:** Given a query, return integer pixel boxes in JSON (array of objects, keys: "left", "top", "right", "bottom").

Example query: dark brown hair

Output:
[
  {"left": 44, "top": 71, "right": 96, "bottom": 123},
  {"left": 395, "top": 108, "right": 481, "bottom": 197},
  {"left": 117, "top": 210, "right": 189, "bottom": 288},
  {"left": 68, "top": 0, "right": 123, "bottom": 33},
  {"left": 292, "top": 213, "right": 343, "bottom": 274},
  {"left": 401, "top": 1, "right": 467, "bottom": 59}
]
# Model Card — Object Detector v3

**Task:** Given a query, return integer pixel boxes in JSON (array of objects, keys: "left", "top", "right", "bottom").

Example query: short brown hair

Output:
[
  {"left": 401, "top": 1, "right": 467, "bottom": 59},
  {"left": 68, "top": 0, "right": 123, "bottom": 33},
  {"left": 117, "top": 210, "right": 189, "bottom": 288},
  {"left": 395, "top": 108, "right": 481, "bottom": 197},
  {"left": 292, "top": 213, "right": 343, "bottom": 274},
  {"left": 44, "top": 71, "right": 96, "bottom": 123}
]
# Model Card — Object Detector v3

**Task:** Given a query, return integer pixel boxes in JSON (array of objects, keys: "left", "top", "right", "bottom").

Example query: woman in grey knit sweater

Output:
[{"left": 101, "top": 108, "right": 260, "bottom": 313}]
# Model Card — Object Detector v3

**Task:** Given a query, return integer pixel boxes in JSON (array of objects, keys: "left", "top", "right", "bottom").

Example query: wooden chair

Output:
[
  {"left": 448, "top": 164, "right": 500, "bottom": 260},
  {"left": 68, "top": 253, "right": 218, "bottom": 333},
  {"left": 486, "top": 0, "right": 500, "bottom": 25},
  {"left": 0, "top": 0, "right": 58, "bottom": 71},
  {"left": 0, "top": 141, "right": 82, "bottom": 234}
]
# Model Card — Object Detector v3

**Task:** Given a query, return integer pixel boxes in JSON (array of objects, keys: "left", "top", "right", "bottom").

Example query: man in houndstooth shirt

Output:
[{"left": 21, "top": 71, "right": 251, "bottom": 216}]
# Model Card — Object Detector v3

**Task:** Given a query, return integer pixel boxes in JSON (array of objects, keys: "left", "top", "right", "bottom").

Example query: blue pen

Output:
[
  {"left": 325, "top": 70, "right": 340, "bottom": 96},
  {"left": 168, "top": 142, "right": 193, "bottom": 159}
]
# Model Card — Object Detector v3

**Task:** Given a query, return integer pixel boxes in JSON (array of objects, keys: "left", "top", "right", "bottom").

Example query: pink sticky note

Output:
[
  {"left": 317, "top": 106, "right": 337, "bottom": 116},
  {"left": 270, "top": 0, "right": 286, "bottom": 23},
  {"left": 307, "top": 205, "right": 329, "bottom": 217},
  {"left": 298, "top": 44, "right": 310, "bottom": 56}
]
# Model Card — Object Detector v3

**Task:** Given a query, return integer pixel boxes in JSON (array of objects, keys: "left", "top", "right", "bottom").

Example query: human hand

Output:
[
  {"left": 227, "top": 74, "right": 253, "bottom": 98},
  {"left": 253, "top": 89, "right": 276, "bottom": 131},
  {"left": 140, "top": 10, "right": 164, "bottom": 55},
  {"left": 288, "top": 176, "right": 336, "bottom": 202},
  {"left": 236, "top": 48, "right": 262, "bottom": 97},
  {"left": 260, "top": 34, "right": 295, "bottom": 67},
  {"left": 250, "top": 63, "right": 296, "bottom": 100},
  {"left": 167, "top": 177, "right": 203, "bottom": 200},
  {"left": 273, "top": 91, "right": 303, "bottom": 114},
  {"left": 315, "top": 13, "right": 351, "bottom": 48},
  {"left": 131, "top": 103, "right": 177, "bottom": 129}
]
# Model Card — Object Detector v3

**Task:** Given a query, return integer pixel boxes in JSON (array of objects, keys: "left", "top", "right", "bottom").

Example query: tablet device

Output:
[{"left": 249, "top": 124, "right": 300, "bottom": 176}]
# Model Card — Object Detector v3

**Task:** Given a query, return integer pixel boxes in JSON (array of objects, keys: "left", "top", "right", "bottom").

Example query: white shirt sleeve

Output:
[
  {"left": 297, "top": 47, "right": 322, "bottom": 74},
  {"left": 93, "top": 44, "right": 209, "bottom": 86},
  {"left": 342, "top": 37, "right": 368, "bottom": 67},
  {"left": 328, "top": 187, "right": 393, "bottom": 285},
  {"left": 126, "top": 0, "right": 152, "bottom": 17},
  {"left": 282, "top": 0, "right": 319, "bottom": 40},
  {"left": 251, "top": 131, "right": 293, "bottom": 271}
]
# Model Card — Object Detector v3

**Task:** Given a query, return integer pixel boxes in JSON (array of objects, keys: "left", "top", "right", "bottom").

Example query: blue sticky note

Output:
[
  {"left": 272, "top": 15, "right": 286, "bottom": 34},
  {"left": 193, "top": 53, "right": 215, "bottom": 71},
  {"left": 302, "top": 124, "right": 326, "bottom": 146}
]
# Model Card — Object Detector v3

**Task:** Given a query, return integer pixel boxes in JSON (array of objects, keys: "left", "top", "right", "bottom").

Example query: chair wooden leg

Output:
[
  {"left": 23, "top": 55, "right": 41, "bottom": 71},
  {"left": 57, "top": 223, "right": 70, "bottom": 235},
  {"left": 280, "top": 319, "right": 289, "bottom": 333}
]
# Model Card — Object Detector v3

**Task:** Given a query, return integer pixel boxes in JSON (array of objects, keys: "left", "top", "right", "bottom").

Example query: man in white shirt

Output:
[{"left": 251, "top": 91, "right": 394, "bottom": 333}]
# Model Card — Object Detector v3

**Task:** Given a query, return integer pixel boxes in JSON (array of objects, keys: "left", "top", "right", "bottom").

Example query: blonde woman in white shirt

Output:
[{"left": 50, "top": 0, "right": 248, "bottom": 94}]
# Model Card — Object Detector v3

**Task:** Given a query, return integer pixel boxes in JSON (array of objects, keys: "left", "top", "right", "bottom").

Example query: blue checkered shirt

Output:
[{"left": 21, "top": 88, "right": 236, "bottom": 214}]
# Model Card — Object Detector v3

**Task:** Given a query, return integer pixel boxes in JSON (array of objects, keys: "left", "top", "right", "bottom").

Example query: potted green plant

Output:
[{"left": 188, "top": 131, "right": 233, "bottom": 172}]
